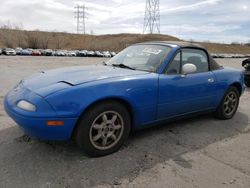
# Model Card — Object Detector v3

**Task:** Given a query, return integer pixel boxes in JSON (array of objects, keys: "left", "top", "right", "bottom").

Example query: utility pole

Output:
[
  {"left": 74, "top": 4, "right": 86, "bottom": 34},
  {"left": 143, "top": 0, "right": 160, "bottom": 34}
]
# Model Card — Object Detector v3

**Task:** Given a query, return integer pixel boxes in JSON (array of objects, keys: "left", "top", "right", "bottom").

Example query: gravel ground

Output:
[{"left": 0, "top": 56, "right": 249, "bottom": 188}]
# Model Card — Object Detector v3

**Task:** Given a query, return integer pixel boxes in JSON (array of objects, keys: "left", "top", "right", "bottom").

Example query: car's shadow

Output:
[{"left": 0, "top": 111, "right": 248, "bottom": 187}]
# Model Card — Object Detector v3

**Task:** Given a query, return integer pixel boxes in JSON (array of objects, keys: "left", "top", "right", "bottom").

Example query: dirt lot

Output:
[{"left": 0, "top": 56, "right": 249, "bottom": 188}]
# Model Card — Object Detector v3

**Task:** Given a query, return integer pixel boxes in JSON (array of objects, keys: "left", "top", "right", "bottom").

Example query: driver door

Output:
[{"left": 157, "top": 48, "right": 216, "bottom": 120}]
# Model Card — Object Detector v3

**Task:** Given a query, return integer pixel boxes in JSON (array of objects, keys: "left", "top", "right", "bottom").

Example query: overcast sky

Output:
[{"left": 0, "top": 0, "right": 249, "bottom": 43}]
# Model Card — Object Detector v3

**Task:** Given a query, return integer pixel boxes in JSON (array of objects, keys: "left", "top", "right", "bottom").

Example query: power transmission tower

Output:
[
  {"left": 143, "top": 0, "right": 160, "bottom": 34},
  {"left": 74, "top": 4, "right": 86, "bottom": 34}
]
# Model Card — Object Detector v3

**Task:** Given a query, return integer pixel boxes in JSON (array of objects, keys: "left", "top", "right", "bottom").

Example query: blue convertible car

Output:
[{"left": 4, "top": 41, "right": 244, "bottom": 156}]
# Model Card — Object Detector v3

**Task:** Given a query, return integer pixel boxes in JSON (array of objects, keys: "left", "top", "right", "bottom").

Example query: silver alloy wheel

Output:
[
  {"left": 223, "top": 91, "right": 238, "bottom": 116},
  {"left": 89, "top": 111, "right": 124, "bottom": 150}
]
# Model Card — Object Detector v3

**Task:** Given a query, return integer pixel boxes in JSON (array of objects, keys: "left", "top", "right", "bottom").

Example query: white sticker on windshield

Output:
[{"left": 142, "top": 47, "right": 162, "bottom": 55}]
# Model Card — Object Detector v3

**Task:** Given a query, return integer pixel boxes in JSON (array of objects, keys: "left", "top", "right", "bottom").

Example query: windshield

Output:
[{"left": 106, "top": 44, "right": 171, "bottom": 72}]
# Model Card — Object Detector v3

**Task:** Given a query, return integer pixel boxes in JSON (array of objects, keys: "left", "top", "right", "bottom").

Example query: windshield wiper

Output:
[{"left": 112, "top": 63, "right": 135, "bottom": 70}]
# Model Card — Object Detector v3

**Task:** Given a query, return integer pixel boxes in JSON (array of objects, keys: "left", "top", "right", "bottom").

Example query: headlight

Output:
[{"left": 17, "top": 100, "right": 36, "bottom": 111}]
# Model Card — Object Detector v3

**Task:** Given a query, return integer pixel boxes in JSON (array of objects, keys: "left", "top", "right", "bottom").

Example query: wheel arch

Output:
[
  {"left": 230, "top": 82, "right": 242, "bottom": 95},
  {"left": 71, "top": 97, "right": 134, "bottom": 138}
]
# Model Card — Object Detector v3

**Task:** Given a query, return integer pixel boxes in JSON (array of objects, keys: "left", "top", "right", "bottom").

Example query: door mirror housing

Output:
[{"left": 182, "top": 63, "right": 197, "bottom": 74}]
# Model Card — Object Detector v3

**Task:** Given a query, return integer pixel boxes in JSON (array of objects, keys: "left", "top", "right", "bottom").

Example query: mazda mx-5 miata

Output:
[{"left": 4, "top": 41, "right": 245, "bottom": 156}]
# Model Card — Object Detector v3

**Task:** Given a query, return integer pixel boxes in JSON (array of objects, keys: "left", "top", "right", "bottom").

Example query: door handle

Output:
[
  {"left": 208, "top": 78, "right": 214, "bottom": 83},
  {"left": 180, "top": 74, "right": 187, "bottom": 78}
]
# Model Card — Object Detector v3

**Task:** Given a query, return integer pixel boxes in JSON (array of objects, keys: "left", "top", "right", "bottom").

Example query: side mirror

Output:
[{"left": 182, "top": 63, "right": 197, "bottom": 74}]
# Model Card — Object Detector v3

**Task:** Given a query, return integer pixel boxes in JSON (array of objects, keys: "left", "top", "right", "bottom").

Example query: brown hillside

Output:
[
  {"left": 0, "top": 29, "right": 249, "bottom": 54},
  {"left": 0, "top": 29, "right": 179, "bottom": 51},
  {"left": 201, "top": 42, "right": 250, "bottom": 54}
]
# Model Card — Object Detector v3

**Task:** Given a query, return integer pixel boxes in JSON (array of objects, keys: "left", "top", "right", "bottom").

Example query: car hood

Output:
[{"left": 22, "top": 65, "right": 148, "bottom": 97}]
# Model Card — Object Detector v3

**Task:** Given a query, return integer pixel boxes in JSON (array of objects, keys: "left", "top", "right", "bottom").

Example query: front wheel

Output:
[
  {"left": 75, "top": 101, "right": 131, "bottom": 157},
  {"left": 215, "top": 86, "right": 240, "bottom": 120}
]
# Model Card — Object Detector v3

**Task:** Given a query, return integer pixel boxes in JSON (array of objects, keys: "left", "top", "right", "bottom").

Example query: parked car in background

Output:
[
  {"left": 15, "top": 48, "right": 23, "bottom": 55},
  {"left": 20, "top": 49, "right": 32, "bottom": 56},
  {"left": 0, "top": 49, "right": 2, "bottom": 55},
  {"left": 0, "top": 47, "right": 119, "bottom": 58},
  {"left": 32, "top": 50, "right": 41, "bottom": 56},
  {"left": 54, "top": 50, "right": 66, "bottom": 56},
  {"left": 110, "top": 51, "right": 116, "bottom": 57},
  {"left": 95, "top": 51, "right": 104, "bottom": 57},
  {"left": 242, "top": 58, "right": 250, "bottom": 87},
  {"left": 74, "top": 50, "right": 80, "bottom": 56},
  {"left": 40, "top": 49, "right": 46, "bottom": 56},
  {"left": 2, "top": 48, "right": 16, "bottom": 56},
  {"left": 78, "top": 50, "right": 88, "bottom": 57},
  {"left": 102, "top": 51, "right": 111, "bottom": 58},
  {"left": 86, "top": 50, "right": 95, "bottom": 57},
  {"left": 67, "top": 51, "right": 77, "bottom": 57},
  {"left": 211, "top": 53, "right": 218, "bottom": 58},
  {"left": 44, "top": 49, "right": 54, "bottom": 56},
  {"left": 3, "top": 41, "right": 245, "bottom": 157}
]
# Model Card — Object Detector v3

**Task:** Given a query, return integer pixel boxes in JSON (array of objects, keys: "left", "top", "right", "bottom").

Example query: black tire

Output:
[
  {"left": 245, "top": 80, "right": 250, "bottom": 87},
  {"left": 75, "top": 101, "right": 131, "bottom": 157},
  {"left": 215, "top": 86, "right": 240, "bottom": 120},
  {"left": 245, "top": 79, "right": 250, "bottom": 87}
]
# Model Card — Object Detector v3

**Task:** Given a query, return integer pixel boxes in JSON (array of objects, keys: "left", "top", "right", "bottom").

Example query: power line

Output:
[
  {"left": 143, "top": 0, "right": 160, "bottom": 34},
  {"left": 74, "top": 4, "right": 86, "bottom": 34}
]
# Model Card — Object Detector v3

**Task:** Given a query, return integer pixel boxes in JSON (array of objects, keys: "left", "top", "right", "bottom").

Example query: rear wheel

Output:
[
  {"left": 215, "top": 86, "right": 239, "bottom": 119},
  {"left": 75, "top": 101, "right": 131, "bottom": 157}
]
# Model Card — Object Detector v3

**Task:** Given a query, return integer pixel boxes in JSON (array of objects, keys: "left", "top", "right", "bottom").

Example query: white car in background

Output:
[
  {"left": 110, "top": 51, "right": 117, "bottom": 57},
  {"left": 67, "top": 51, "right": 77, "bottom": 57},
  {"left": 102, "top": 51, "right": 111, "bottom": 58},
  {"left": 78, "top": 50, "right": 88, "bottom": 57},
  {"left": 54, "top": 50, "right": 67, "bottom": 56},
  {"left": 2, "top": 48, "right": 16, "bottom": 56}
]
